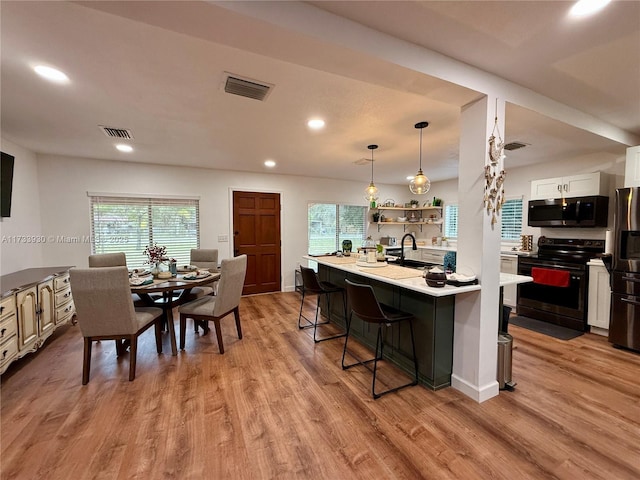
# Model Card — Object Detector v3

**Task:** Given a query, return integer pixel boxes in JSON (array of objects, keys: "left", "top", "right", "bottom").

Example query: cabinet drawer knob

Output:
[
  {"left": 0, "top": 328, "right": 5, "bottom": 338},
  {"left": 64, "top": 292, "right": 71, "bottom": 298},
  {"left": 2, "top": 350, "right": 7, "bottom": 360}
]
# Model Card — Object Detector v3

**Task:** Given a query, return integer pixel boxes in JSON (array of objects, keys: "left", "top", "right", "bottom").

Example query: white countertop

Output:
[
  {"left": 383, "top": 244, "right": 456, "bottom": 252},
  {"left": 304, "top": 256, "right": 532, "bottom": 298},
  {"left": 384, "top": 245, "right": 534, "bottom": 255},
  {"left": 587, "top": 258, "right": 605, "bottom": 266}
]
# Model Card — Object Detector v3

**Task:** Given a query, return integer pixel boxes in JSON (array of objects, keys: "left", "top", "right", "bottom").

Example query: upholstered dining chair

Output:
[
  {"left": 69, "top": 266, "right": 164, "bottom": 384},
  {"left": 187, "top": 248, "right": 219, "bottom": 332},
  {"left": 188, "top": 248, "right": 218, "bottom": 296},
  {"left": 88, "top": 252, "right": 127, "bottom": 268},
  {"left": 190, "top": 248, "right": 219, "bottom": 272},
  {"left": 178, "top": 254, "right": 247, "bottom": 354},
  {"left": 88, "top": 252, "right": 146, "bottom": 307}
]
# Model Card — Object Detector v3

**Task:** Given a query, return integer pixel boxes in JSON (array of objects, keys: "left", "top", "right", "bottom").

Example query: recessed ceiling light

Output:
[
  {"left": 116, "top": 144, "right": 133, "bottom": 153},
  {"left": 33, "top": 65, "right": 69, "bottom": 83},
  {"left": 264, "top": 160, "right": 276, "bottom": 168},
  {"left": 569, "top": 0, "right": 611, "bottom": 17},
  {"left": 307, "top": 119, "right": 325, "bottom": 130}
]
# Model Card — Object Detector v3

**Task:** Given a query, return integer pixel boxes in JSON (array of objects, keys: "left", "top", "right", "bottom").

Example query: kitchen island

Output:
[{"left": 304, "top": 255, "right": 531, "bottom": 390}]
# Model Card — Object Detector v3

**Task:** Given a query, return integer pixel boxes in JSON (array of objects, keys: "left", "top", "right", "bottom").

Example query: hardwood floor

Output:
[{"left": 2, "top": 292, "right": 639, "bottom": 479}]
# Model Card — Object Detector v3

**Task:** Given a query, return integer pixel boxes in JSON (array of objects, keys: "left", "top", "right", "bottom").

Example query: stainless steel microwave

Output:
[{"left": 527, "top": 195, "right": 609, "bottom": 228}]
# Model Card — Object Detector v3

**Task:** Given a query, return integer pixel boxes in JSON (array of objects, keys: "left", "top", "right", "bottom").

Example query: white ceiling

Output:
[{"left": 1, "top": 1, "right": 638, "bottom": 185}]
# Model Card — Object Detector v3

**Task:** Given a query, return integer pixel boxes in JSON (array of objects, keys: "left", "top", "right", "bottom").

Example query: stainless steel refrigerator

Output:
[{"left": 609, "top": 187, "right": 640, "bottom": 351}]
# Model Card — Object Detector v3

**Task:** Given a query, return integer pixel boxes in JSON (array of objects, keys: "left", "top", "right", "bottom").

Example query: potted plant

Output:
[
  {"left": 372, "top": 212, "right": 380, "bottom": 222},
  {"left": 410, "top": 199, "right": 419, "bottom": 208}
]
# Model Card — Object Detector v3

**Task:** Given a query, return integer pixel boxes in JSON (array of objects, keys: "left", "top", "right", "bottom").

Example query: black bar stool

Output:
[
  {"left": 297, "top": 266, "right": 347, "bottom": 343},
  {"left": 342, "top": 279, "right": 419, "bottom": 399}
]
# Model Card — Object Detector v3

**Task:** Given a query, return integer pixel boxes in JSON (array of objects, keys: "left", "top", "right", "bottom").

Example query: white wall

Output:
[
  {"left": 425, "top": 150, "right": 626, "bottom": 246},
  {"left": 0, "top": 138, "right": 44, "bottom": 273},
  {"left": 1, "top": 143, "right": 626, "bottom": 280},
  {"left": 34, "top": 154, "right": 410, "bottom": 289}
]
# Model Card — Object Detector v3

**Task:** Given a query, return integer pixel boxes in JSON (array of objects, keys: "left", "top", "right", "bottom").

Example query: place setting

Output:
[{"left": 181, "top": 270, "right": 212, "bottom": 280}]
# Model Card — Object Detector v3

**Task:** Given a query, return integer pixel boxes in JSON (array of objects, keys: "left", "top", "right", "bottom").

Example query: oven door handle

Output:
[
  {"left": 519, "top": 262, "right": 584, "bottom": 272},
  {"left": 621, "top": 297, "right": 640, "bottom": 306}
]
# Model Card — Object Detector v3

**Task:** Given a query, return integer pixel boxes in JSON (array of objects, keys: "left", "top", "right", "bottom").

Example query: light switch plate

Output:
[{"left": 218, "top": 234, "right": 228, "bottom": 242}]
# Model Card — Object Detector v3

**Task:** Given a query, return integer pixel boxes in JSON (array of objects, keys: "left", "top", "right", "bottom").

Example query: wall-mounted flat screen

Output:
[{"left": 1, "top": 151, "right": 15, "bottom": 217}]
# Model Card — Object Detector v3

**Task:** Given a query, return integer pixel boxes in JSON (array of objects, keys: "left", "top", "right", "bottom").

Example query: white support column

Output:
[{"left": 451, "top": 95, "right": 505, "bottom": 402}]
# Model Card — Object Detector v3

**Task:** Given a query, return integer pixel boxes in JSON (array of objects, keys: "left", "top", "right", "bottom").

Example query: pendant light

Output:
[
  {"left": 364, "top": 144, "right": 379, "bottom": 204},
  {"left": 409, "top": 121, "right": 431, "bottom": 195}
]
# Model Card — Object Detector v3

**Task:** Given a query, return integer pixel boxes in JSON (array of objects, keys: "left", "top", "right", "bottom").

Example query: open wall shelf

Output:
[{"left": 371, "top": 206, "right": 443, "bottom": 232}]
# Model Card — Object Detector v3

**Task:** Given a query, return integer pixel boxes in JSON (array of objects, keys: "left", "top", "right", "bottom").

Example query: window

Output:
[
  {"left": 308, "top": 203, "right": 367, "bottom": 255},
  {"left": 444, "top": 204, "right": 458, "bottom": 239},
  {"left": 443, "top": 198, "right": 522, "bottom": 241},
  {"left": 500, "top": 198, "right": 523, "bottom": 241},
  {"left": 90, "top": 195, "right": 199, "bottom": 267}
]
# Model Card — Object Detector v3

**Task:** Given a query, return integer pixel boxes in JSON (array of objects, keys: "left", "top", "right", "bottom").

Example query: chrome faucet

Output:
[{"left": 399, "top": 233, "right": 417, "bottom": 266}]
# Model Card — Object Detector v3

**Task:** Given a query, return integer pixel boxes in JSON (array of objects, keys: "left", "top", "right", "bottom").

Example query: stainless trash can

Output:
[{"left": 497, "top": 333, "right": 516, "bottom": 390}]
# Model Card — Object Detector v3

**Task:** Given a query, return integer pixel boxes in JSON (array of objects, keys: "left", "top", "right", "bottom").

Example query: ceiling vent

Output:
[
  {"left": 223, "top": 73, "right": 273, "bottom": 101},
  {"left": 504, "top": 141, "right": 528, "bottom": 151},
  {"left": 99, "top": 125, "right": 134, "bottom": 139}
]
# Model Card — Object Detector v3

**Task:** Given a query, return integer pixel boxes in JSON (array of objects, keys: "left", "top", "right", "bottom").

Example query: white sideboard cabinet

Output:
[
  {"left": 0, "top": 296, "right": 18, "bottom": 372},
  {"left": 1, "top": 267, "right": 75, "bottom": 375},
  {"left": 530, "top": 172, "right": 606, "bottom": 200}
]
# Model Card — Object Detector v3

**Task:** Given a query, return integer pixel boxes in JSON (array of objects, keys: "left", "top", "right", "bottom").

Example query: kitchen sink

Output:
[{"left": 387, "top": 258, "right": 438, "bottom": 270}]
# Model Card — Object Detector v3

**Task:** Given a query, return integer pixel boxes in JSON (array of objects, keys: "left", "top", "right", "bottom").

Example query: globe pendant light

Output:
[
  {"left": 409, "top": 121, "right": 431, "bottom": 195},
  {"left": 364, "top": 144, "right": 379, "bottom": 205}
]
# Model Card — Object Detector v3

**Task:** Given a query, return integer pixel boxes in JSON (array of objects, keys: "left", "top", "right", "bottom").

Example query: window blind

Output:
[
  {"left": 443, "top": 198, "right": 522, "bottom": 241},
  {"left": 444, "top": 204, "right": 458, "bottom": 239},
  {"left": 308, "top": 203, "right": 367, "bottom": 255},
  {"left": 89, "top": 195, "right": 200, "bottom": 267},
  {"left": 501, "top": 198, "right": 523, "bottom": 240}
]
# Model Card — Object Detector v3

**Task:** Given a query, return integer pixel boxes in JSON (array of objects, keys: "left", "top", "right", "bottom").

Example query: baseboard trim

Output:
[{"left": 451, "top": 374, "right": 499, "bottom": 403}]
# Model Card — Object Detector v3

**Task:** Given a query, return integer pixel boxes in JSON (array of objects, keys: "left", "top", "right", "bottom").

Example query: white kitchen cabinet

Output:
[
  {"left": 624, "top": 145, "right": 640, "bottom": 187},
  {"left": 421, "top": 248, "right": 446, "bottom": 265},
  {"left": 587, "top": 261, "right": 611, "bottom": 335},
  {"left": 530, "top": 172, "right": 606, "bottom": 200},
  {"left": 500, "top": 255, "right": 518, "bottom": 307}
]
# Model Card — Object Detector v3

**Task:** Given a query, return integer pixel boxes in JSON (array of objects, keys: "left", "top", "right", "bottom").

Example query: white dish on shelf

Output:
[{"left": 356, "top": 261, "right": 387, "bottom": 268}]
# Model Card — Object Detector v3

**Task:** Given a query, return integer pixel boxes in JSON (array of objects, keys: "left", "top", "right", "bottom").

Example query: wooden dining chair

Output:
[
  {"left": 178, "top": 254, "right": 247, "bottom": 354},
  {"left": 69, "top": 266, "right": 164, "bottom": 384}
]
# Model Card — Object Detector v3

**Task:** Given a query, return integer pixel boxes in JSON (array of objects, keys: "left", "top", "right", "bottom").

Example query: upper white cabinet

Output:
[
  {"left": 624, "top": 145, "right": 640, "bottom": 187},
  {"left": 530, "top": 172, "right": 606, "bottom": 200}
]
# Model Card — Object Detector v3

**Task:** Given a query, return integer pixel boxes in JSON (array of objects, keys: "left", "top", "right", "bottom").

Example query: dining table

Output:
[{"left": 130, "top": 271, "right": 220, "bottom": 355}]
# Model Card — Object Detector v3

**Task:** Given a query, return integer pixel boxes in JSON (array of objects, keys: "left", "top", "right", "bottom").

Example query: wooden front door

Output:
[{"left": 233, "top": 191, "right": 281, "bottom": 295}]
